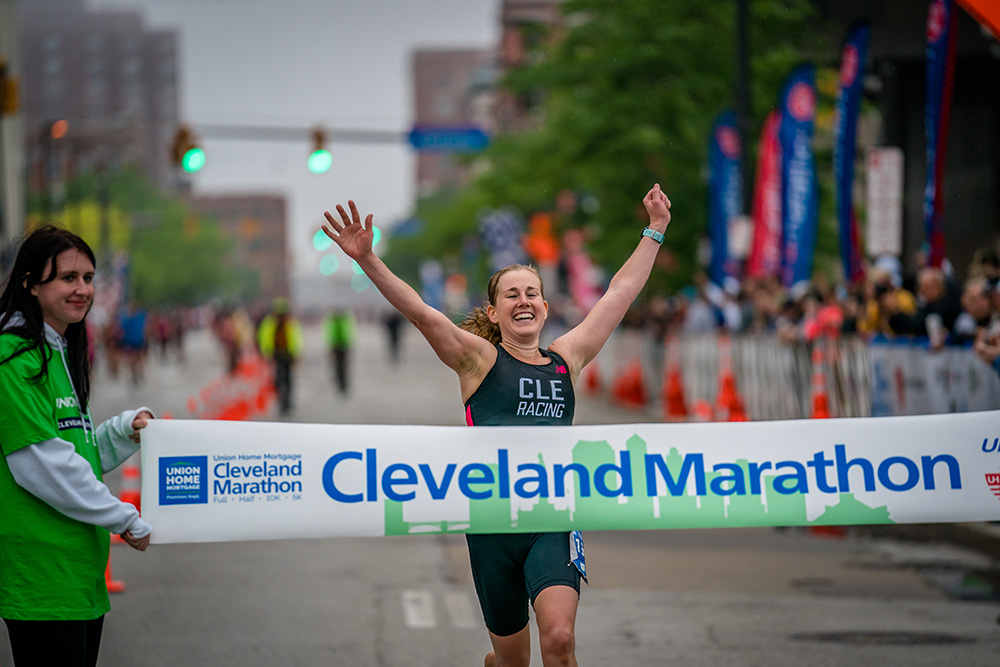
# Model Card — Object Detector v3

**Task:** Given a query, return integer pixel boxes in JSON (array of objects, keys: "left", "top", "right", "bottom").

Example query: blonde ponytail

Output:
[{"left": 458, "top": 305, "right": 502, "bottom": 345}]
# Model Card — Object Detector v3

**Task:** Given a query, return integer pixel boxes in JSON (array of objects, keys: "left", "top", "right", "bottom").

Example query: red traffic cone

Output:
[
  {"left": 715, "top": 374, "right": 737, "bottom": 419},
  {"left": 612, "top": 360, "right": 647, "bottom": 409},
  {"left": 662, "top": 366, "right": 688, "bottom": 420},
  {"left": 727, "top": 393, "right": 748, "bottom": 422},
  {"left": 811, "top": 345, "right": 831, "bottom": 419},
  {"left": 105, "top": 556, "right": 126, "bottom": 594},
  {"left": 661, "top": 337, "right": 688, "bottom": 421},
  {"left": 714, "top": 336, "right": 746, "bottom": 421},
  {"left": 217, "top": 397, "right": 251, "bottom": 421},
  {"left": 691, "top": 399, "right": 714, "bottom": 422},
  {"left": 111, "top": 464, "right": 141, "bottom": 545},
  {"left": 119, "top": 465, "right": 141, "bottom": 514},
  {"left": 582, "top": 362, "right": 601, "bottom": 396}
]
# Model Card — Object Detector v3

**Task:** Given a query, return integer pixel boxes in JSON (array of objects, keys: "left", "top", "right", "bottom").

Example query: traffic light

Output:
[
  {"left": 171, "top": 124, "right": 205, "bottom": 173},
  {"left": 49, "top": 119, "right": 69, "bottom": 139},
  {"left": 0, "top": 58, "right": 19, "bottom": 115},
  {"left": 308, "top": 127, "right": 332, "bottom": 174}
]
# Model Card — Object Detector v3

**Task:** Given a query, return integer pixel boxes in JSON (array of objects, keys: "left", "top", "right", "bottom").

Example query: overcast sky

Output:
[{"left": 89, "top": 0, "right": 499, "bottom": 278}]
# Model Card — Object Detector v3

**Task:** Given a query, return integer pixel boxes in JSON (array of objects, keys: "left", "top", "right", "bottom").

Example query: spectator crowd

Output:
[{"left": 626, "top": 246, "right": 1000, "bottom": 377}]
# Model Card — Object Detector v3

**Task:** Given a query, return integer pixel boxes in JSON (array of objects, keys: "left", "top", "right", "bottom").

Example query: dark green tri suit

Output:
[{"left": 463, "top": 345, "right": 580, "bottom": 637}]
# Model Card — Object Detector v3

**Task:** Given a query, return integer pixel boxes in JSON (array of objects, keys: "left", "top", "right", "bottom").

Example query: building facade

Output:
[
  {"left": 411, "top": 48, "right": 494, "bottom": 196},
  {"left": 190, "top": 193, "right": 290, "bottom": 305},
  {"left": 20, "top": 0, "right": 180, "bottom": 196}
]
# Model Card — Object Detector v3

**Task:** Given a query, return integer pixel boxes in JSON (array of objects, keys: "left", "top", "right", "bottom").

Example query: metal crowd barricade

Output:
[{"left": 593, "top": 328, "right": 998, "bottom": 420}]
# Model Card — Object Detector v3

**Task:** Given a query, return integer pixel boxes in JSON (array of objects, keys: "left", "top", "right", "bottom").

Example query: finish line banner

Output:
[{"left": 139, "top": 413, "right": 1000, "bottom": 544}]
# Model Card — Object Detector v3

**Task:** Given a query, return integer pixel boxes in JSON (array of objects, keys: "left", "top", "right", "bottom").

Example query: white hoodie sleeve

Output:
[
  {"left": 6, "top": 438, "right": 152, "bottom": 538},
  {"left": 94, "top": 406, "right": 155, "bottom": 473}
]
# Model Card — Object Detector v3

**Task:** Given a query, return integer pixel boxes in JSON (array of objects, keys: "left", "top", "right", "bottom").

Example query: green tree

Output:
[
  {"left": 389, "top": 0, "right": 827, "bottom": 296},
  {"left": 28, "top": 167, "right": 249, "bottom": 307}
]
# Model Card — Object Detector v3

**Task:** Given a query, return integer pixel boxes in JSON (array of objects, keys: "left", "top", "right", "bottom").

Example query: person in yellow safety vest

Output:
[
  {"left": 257, "top": 298, "right": 303, "bottom": 417},
  {"left": 324, "top": 309, "right": 356, "bottom": 395}
]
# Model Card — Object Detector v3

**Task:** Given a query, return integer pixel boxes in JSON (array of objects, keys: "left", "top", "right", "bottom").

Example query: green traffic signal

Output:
[
  {"left": 182, "top": 147, "right": 206, "bottom": 173},
  {"left": 308, "top": 148, "right": 333, "bottom": 174}
]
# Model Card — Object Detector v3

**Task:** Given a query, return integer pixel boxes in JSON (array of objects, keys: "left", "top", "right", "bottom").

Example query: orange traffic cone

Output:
[
  {"left": 105, "top": 556, "right": 126, "bottom": 593},
  {"left": 661, "top": 337, "right": 688, "bottom": 421},
  {"left": 690, "top": 399, "right": 714, "bottom": 422},
  {"left": 727, "top": 394, "right": 748, "bottom": 422},
  {"left": 714, "top": 336, "right": 747, "bottom": 421},
  {"left": 715, "top": 374, "right": 736, "bottom": 419},
  {"left": 111, "top": 464, "right": 141, "bottom": 545},
  {"left": 217, "top": 397, "right": 251, "bottom": 420},
  {"left": 662, "top": 366, "right": 688, "bottom": 420},
  {"left": 119, "top": 464, "right": 141, "bottom": 513},
  {"left": 611, "top": 360, "right": 647, "bottom": 409},
  {"left": 582, "top": 362, "right": 601, "bottom": 396},
  {"left": 811, "top": 345, "right": 831, "bottom": 419}
]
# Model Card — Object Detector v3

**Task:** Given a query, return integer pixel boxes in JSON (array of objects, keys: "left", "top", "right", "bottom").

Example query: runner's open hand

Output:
[{"left": 323, "top": 200, "right": 374, "bottom": 262}]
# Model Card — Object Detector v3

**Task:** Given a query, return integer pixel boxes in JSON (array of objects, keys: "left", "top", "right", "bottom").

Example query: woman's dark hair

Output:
[
  {"left": 0, "top": 225, "right": 96, "bottom": 407},
  {"left": 458, "top": 264, "right": 543, "bottom": 345}
]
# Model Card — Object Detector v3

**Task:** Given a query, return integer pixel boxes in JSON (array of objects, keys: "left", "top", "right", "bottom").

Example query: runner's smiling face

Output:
[
  {"left": 487, "top": 268, "right": 548, "bottom": 340},
  {"left": 30, "top": 248, "right": 95, "bottom": 336}
]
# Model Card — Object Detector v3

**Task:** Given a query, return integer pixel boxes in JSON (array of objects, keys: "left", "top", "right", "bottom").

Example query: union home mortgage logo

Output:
[
  {"left": 986, "top": 473, "right": 1000, "bottom": 501},
  {"left": 160, "top": 456, "right": 208, "bottom": 505}
]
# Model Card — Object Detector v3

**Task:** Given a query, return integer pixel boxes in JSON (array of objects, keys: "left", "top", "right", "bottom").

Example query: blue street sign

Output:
[{"left": 407, "top": 126, "right": 489, "bottom": 152}]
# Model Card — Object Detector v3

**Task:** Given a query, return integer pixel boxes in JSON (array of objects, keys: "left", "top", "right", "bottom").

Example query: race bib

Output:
[{"left": 569, "top": 529, "right": 588, "bottom": 584}]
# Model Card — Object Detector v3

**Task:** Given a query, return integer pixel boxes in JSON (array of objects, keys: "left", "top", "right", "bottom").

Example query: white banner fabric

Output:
[{"left": 140, "top": 413, "right": 1000, "bottom": 544}]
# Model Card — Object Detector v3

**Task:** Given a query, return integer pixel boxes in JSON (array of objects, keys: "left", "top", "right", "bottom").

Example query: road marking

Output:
[
  {"left": 444, "top": 591, "right": 478, "bottom": 629},
  {"left": 402, "top": 589, "right": 436, "bottom": 629}
]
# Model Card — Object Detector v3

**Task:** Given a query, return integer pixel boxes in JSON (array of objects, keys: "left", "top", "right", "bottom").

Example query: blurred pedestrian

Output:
[
  {"left": 974, "top": 324, "right": 1000, "bottom": 377},
  {"left": 0, "top": 226, "right": 154, "bottom": 667},
  {"left": 968, "top": 247, "right": 1000, "bottom": 287},
  {"left": 324, "top": 309, "right": 356, "bottom": 394},
  {"left": 168, "top": 308, "right": 186, "bottom": 363},
  {"left": 152, "top": 310, "right": 172, "bottom": 361},
  {"left": 860, "top": 268, "right": 917, "bottom": 337},
  {"left": 953, "top": 276, "right": 994, "bottom": 344},
  {"left": 118, "top": 302, "right": 147, "bottom": 386},
  {"left": 100, "top": 313, "right": 123, "bottom": 380},
  {"left": 383, "top": 310, "right": 405, "bottom": 365},
  {"left": 322, "top": 183, "right": 672, "bottom": 667},
  {"left": 801, "top": 288, "right": 844, "bottom": 343},
  {"left": 258, "top": 298, "right": 303, "bottom": 417},
  {"left": 213, "top": 307, "right": 253, "bottom": 375},
  {"left": 888, "top": 266, "right": 962, "bottom": 348}
]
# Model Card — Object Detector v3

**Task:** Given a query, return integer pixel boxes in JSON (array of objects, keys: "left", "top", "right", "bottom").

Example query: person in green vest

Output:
[
  {"left": 324, "top": 309, "right": 356, "bottom": 395},
  {"left": 257, "top": 297, "right": 304, "bottom": 416},
  {"left": 0, "top": 226, "right": 155, "bottom": 667}
]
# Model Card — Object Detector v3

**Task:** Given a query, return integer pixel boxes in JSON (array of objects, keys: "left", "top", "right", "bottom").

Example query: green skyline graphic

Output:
[{"left": 383, "top": 434, "right": 894, "bottom": 536}]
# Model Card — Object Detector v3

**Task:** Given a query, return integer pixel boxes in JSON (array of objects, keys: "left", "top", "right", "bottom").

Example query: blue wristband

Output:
[{"left": 641, "top": 227, "right": 664, "bottom": 245}]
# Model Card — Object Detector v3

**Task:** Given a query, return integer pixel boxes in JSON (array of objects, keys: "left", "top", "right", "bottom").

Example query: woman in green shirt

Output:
[{"left": 0, "top": 226, "right": 155, "bottom": 667}]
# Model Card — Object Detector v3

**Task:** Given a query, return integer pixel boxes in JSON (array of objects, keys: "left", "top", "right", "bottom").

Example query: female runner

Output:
[{"left": 323, "top": 184, "right": 671, "bottom": 666}]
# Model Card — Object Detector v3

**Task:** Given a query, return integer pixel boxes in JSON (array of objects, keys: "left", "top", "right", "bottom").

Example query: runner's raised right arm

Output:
[{"left": 322, "top": 201, "right": 493, "bottom": 378}]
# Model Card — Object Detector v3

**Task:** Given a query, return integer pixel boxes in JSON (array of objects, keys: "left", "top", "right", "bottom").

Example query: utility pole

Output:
[{"left": 0, "top": 0, "right": 26, "bottom": 268}]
